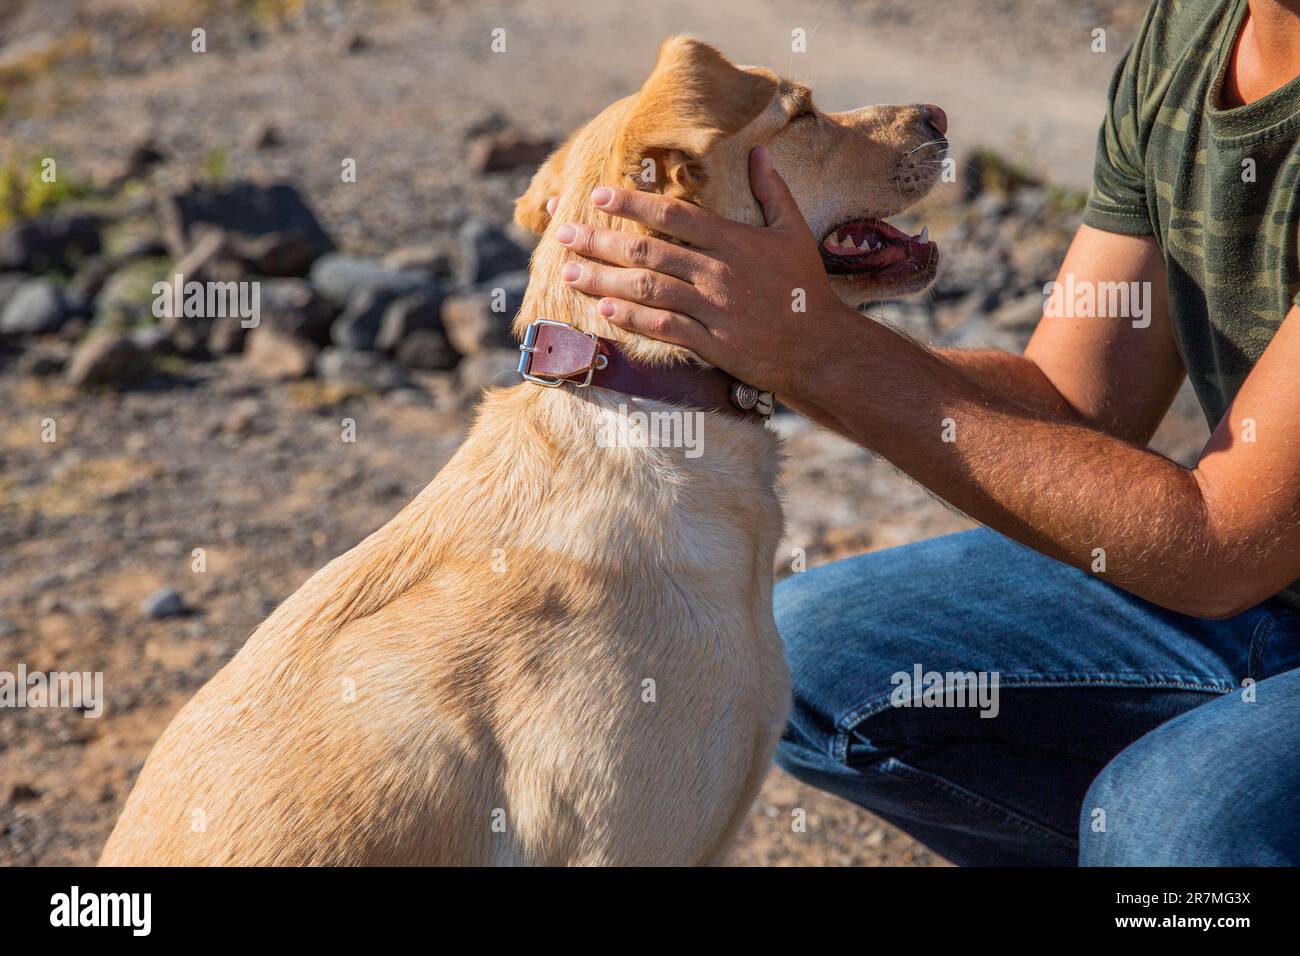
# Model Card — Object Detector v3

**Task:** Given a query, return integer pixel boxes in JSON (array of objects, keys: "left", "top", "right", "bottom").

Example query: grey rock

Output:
[
  {"left": 975, "top": 193, "right": 1012, "bottom": 220},
  {"left": 456, "top": 348, "right": 523, "bottom": 398},
  {"left": 0, "top": 272, "right": 26, "bottom": 312},
  {"left": 309, "top": 253, "right": 436, "bottom": 309},
  {"left": 382, "top": 243, "right": 454, "bottom": 278},
  {"left": 158, "top": 181, "right": 334, "bottom": 277},
  {"left": 103, "top": 137, "right": 166, "bottom": 189},
  {"left": 10, "top": 782, "right": 42, "bottom": 803},
  {"left": 242, "top": 120, "right": 282, "bottom": 150},
  {"left": 168, "top": 228, "right": 235, "bottom": 290},
  {"left": 330, "top": 289, "right": 394, "bottom": 351},
  {"left": 0, "top": 211, "right": 101, "bottom": 273},
  {"left": 95, "top": 269, "right": 165, "bottom": 328},
  {"left": 0, "top": 279, "right": 67, "bottom": 335},
  {"left": 56, "top": 317, "right": 87, "bottom": 344},
  {"left": 468, "top": 130, "right": 555, "bottom": 174},
  {"left": 375, "top": 290, "right": 445, "bottom": 353},
  {"left": 440, "top": 270, "right": 527, "bottom": 355},
  {"left": 141, "top": 587, "right": 186, "bottom": 619},
  {"left": 207, "top": 315, "right": 249, "bottom": 354},
  {"left": 258, "top": 277, "right": 334, "bottom": 344},
  {"left": 69, "top": 257, "right": 115, "bottom": 305},
  {"left": 129, "top": 325, "right": 177, "bottom": 355},
  {"left": 315, "top": 346, "right": 408, "bottom": 392},
  {"left": 15, "top": 345, "right": 67, "bottom": 377},
  {"left": 937, "top": 317, "right": 1028, "bottom": 353},
  {"left": 117, "top": 235, "right": 169, "bottom": 262},
  {"left": 244, "top": 326, "right": 318, "bottom": 380},
  {"left": 396, "top": 328, "right": 459, "bottom": 370},
  {"left": 932, "top": 248, "right": 993, "bottom": 302},
  {"left": 333, "top": 28, "right": 369, "bottom": 55},
  {"left": 65, "top": 333, "right": 149, "bottom": 388},
  {"left": 221, "top": 398, "right": 263, "bottom": 435},
  {"left": 990, "top": 291, "right": 1046, "bottom": 330},
  {"left": 464, "top": 110, "right": 511, "bottom": 141},
  {"left": 456, "top": 220, "right": 531, "bottom": 284},
  {"left": 387, "top": 386, "right": 433, "bottom": 407},
  {"left": 1012, "top": 187, "right": 1050, "bottom": 218}
]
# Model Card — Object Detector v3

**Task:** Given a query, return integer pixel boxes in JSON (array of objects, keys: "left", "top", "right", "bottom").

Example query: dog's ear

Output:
[
  {"left": 614, "top": 37, "right": 777, "bottom": 200},
  {"left": 513, "top": 134, "right": 575, "bottom": 236}
]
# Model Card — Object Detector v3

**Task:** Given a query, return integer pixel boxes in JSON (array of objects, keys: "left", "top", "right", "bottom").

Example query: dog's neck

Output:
[{"left": 514, "top": 184, "right": 699, "bottom": 369}]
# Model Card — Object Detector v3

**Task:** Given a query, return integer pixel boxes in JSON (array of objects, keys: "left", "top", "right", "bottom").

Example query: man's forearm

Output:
[
  {"left": 786, "top": 343, "right": 1080, "bottom": 438},
  {"left": 792, "top": 313, "right": 1233, "bottom": 618}
]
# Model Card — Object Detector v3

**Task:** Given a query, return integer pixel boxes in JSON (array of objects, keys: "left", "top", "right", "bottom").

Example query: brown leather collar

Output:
[{"left": 516, "top": 320, "right": 773, "bottom": 422}]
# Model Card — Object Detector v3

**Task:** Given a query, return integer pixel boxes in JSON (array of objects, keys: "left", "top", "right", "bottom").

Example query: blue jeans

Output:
[{"left": 773, "top": 528, "right": 1300, "bottom": 866}]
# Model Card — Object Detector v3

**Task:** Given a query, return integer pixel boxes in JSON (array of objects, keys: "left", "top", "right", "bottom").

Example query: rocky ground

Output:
[{"left": 0, "top": 0, "right": 1190, "bottom": 867}]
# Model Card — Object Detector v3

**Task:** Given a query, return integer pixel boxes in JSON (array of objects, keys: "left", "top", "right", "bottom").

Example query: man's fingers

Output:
[
  {"left": 590, "top": 186, "right": 723, "bottom": 248},
  {"left": 748, "top": 145, "right": 808, "bottom": 232},
  {"left": 562, "top": 259, "right": 703, "bottom": 315},
  {"left": 596, "top": 298, "right": 709, "bottom": 353},
  {"left": 554, "top": 223, "right": 710, "bottom": 283},
  {"left": 545, "top": 196, "right": 558, "bottom": 217}
]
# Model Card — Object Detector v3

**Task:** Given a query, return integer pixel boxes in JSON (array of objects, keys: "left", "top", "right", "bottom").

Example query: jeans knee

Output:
[
  {"left": 1078, "top": 743, "right": 1237, "bottom": 866},
  {"left": 1078, "top": 759, "right": 1133, "bottom": 863},
  {"left": 776, "top": 578, "right": 855, "bottom": 749},
  {"left": 773, "top": 570, "right": 821, "bottom": 653}
]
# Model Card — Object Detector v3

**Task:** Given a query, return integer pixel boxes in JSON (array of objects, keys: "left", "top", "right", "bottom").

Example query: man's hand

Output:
[{"left": 552, "top": 145, "right": 851, "bottom": 397}]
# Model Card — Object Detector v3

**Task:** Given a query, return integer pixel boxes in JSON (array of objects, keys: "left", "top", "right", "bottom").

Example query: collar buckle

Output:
[{"left": 517, "top": 320, "right": 609, "bottom": 388}]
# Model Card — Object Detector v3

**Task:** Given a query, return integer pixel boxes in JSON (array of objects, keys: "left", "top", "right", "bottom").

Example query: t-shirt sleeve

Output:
[{"left": 1082, "top": 15, "right": 1157, "bottom": 236}]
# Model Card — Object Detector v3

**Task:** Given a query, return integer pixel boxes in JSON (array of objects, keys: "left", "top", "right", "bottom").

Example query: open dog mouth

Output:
[{"left": 819, "top": 218, "right": 937, "bottom": 288}]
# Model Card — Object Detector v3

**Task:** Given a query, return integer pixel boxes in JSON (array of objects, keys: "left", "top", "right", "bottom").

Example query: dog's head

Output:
[{"left": 515, "top": 36, "right": 947, "bottom": 361}]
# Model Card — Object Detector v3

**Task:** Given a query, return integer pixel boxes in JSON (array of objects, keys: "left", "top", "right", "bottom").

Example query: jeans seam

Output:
[
  {"left": 1247, "top": 613, "right": 1276, "bottom": 681},
  {"left": 831, "top": 675, "right": 1235, "bottom": 763},
  {"left": 877, "top": 756, "right": 1079, "bottom": 849}
]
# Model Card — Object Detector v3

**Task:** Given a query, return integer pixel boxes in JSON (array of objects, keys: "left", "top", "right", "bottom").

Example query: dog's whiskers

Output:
[{"left": 907, "top": 138, "right": 948, "bottom": 156}]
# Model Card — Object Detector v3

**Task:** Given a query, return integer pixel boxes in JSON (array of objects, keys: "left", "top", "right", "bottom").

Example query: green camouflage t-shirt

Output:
[
  {"left": 1084, "top": 0, "right": 1300, "bottom": 424},
  {"left": 1083, "top": 0, "right": 1300, "bottom": 611}
]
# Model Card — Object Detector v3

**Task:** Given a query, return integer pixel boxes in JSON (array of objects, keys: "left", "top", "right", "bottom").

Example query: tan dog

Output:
[{"left": 100, "top": 37, "right": 945, "bottom": 866}]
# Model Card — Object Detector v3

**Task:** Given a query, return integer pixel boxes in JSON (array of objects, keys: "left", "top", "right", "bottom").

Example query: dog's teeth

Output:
[
  {"left": 856, "top": 236, "right": 872, "bottom": 251},
  {"left": 917, "top": 226, "right": 929, "bottom": 243}
]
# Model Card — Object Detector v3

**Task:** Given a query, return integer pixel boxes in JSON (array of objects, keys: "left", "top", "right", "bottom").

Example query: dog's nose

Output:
[{"left": 921, "top": 103, "right": 947, "bottom": 136}]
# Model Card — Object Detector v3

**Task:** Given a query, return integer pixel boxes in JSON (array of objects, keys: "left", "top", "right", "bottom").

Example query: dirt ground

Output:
[{"left": 0, "top": 0, "right": 1164, "bottom": 866}]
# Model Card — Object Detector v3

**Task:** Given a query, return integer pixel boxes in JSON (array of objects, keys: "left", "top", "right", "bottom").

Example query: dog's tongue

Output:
[{"left": 819, "top": 219, "right": 933, "bottom": 275}]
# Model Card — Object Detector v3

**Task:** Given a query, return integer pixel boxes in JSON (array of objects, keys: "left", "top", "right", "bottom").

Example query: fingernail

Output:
[
  {"left": 591, "top": 187, "right": 614, "bottom": 206},
  {"left": 562, "top": 263, "right": 582, "bottom": 282},
  {"left": 598, "top": 298, "right": 615, "bottom": 317},
  {"left": 555, "top": 224, "right": 577, "bottom": 243}
]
